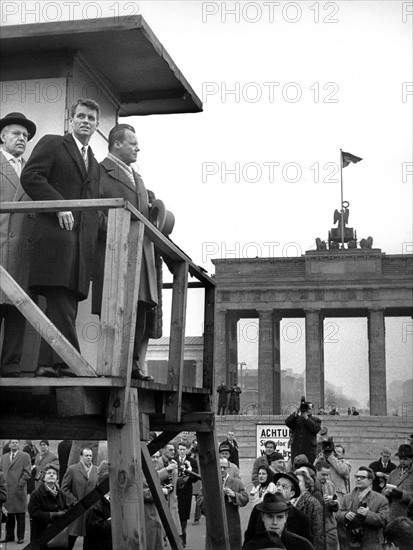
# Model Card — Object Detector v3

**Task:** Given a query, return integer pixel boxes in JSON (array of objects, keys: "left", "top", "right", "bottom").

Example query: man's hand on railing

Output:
[{"left": 57, "top": 211, "right": 74, "bottom": 230}]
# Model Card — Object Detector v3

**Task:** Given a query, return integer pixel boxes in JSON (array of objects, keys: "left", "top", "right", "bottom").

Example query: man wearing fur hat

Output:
[
  {"left": 0, "top": 112, "right": 37, "bottom": 378},
  {"left": 382, "top": 444, "right": 413, "bottom": 520}
]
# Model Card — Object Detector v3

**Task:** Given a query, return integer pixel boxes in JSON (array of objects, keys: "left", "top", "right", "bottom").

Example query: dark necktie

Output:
[{"left": 81, "top": 146, "right": 88, "bottom": 171}]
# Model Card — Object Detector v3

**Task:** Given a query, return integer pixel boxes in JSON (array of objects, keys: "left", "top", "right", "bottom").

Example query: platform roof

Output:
[{"left": 1, "top": 16, "right": 203, "bottom": 116}]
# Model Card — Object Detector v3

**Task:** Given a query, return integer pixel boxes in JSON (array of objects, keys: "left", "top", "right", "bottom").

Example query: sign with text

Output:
[{"left": 256, "top": 424, "right": 291, "bottom": 459}]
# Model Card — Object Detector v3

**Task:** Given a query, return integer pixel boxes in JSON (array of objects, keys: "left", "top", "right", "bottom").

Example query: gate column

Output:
[
  {"left": 305, "top": 309, "right": 325, "bottom": 409},
  {"left": 368, "top": 309, "right": 387, "bottom": 415},
  {"left": 258, "top": 310, "right": 278, "bottom": 414}
]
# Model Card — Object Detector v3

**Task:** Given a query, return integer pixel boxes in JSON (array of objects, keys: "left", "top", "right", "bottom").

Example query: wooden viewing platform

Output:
[{"left": 0, "top": 198, "right": 230, "bottom": 550}]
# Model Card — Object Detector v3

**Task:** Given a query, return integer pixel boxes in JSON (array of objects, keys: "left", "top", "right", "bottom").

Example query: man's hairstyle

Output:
[
  {"left": 384, "top": 517, "right": 413, "bottom": 550},
  {"left": 295, "top": 468, "right": 314, "bottom": 491},
  {"left": 381, "top": 447, "right": 392, "bottom": 455},
  {"left": 70, "top": 98, "right": 100, "bottom": 119},
  {"left": 335, "top": 444, "right": 345, "bottom": 453},
  {"left": 357, "top": 466, "right": 375, "bottom": 480},
  {"left": 164, "top": 442, "right": 176, "bottom": 452},
  {"left": 177, "top": 441, "right": 190, "bottom": 450},
  {"left": 265, "top": 440, "right": 276, "bottom": 449},
  {"left": 315, "top": 460, "right": 330, "bottom": 471},
  {"left": 108, "top": 124, "right": 135, "bottom": 151},
  {"left": 80, "top": 447, "right": 93, "bottom": 456}
]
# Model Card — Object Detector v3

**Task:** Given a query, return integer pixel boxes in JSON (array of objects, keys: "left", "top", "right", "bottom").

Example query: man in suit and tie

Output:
[
  {"left": 92, "top": 123, "right": 159, "bottom": 381},
  {"left": 21, "top": 98, "right": 101, "bottom": 377},
  {"left": 0, "top": 112, "right": 37, "bottom": 378},
  {"left": 61, "top": 447, "right": 98, "bottom": 549},
  {"left": 0, "top": 439, "right": 31, "bottom": 543}
]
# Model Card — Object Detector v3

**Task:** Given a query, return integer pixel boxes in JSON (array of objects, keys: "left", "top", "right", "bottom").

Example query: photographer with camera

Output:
[
  {"left": 176, "top": 442, "right": 199, "bottom": 547},
  {"left": 337, "top": 466, "right": 389, "bottom": 550},
  {"left": 285, "top": 397, "right": 321, "bottom": 465},
  {"left": 315, "top": 439, "right": 352, "bottom": 505}
]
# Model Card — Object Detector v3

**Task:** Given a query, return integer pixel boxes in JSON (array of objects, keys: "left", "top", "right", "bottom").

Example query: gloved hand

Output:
[{"left": 390, "top": 487, "right": 403, "bottom": 498}]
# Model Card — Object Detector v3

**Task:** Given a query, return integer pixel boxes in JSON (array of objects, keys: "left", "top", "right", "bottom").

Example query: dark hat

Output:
[
  {"left": 268, "top": 451, "right": 284, "bottom": 462},
  {"left": 395, "top": 444, "right": 413, "bottom": 458},
  {"left": 272, "top": 471, "right": 300, "bottom": 498},
  {"left": 149, "top": 199, "right": 175, "bottom": 236},
  {"left": 219, "top": 443, "right": 231, "bottom": 453},
  {"left": 0, "top": 112, "right": 37, "bottom": 141},
  {"left": 256, "top": 492, "right": 291, "bottom": 514}
]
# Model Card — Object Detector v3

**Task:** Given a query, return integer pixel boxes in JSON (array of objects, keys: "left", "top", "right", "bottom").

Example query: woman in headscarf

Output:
[
  {"left": 250, "top": 465, "right": 276, "bottom": 504},
  {"left": 28, "top": 463, "right": 69, "bottom": 543}
]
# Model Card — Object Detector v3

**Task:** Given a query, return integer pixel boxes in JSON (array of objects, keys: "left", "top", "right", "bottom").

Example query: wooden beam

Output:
[
  {"left": 149, "top": 412, "right": 215, "bottom": 433},
  {"left": 106, "top": 218, "right": 145, "bottom": 423},
  {"left": 146, "top": 431, "right": 179, "bottom": 456},
  {"left": 197, "top": 431, "right": 230, "bottom": 550},
  {"left": 0, "top": 265, "right": 96, "bottom": 376},
  {"left": 0, "top": 414, "right": 107, "bottom": 440},
  {"left": 165, "top": 262, "right": 188, "bottom": 423},
  {"left": 97, "top": 207, "right": 135, "bottom": 376},
  {"left": 141, "top": 444, "right": 183, "bottom": 550},
  {"left": 203, "top": 284, "right": 215, "bottom": 391},
  {"left": 1, "top": 200, "right": 215, "bottom": 286},
  {"left": 23, "top": 478, "right": 110, "bottom": 550},
  {"left": 107, "top": 388, "right": 146, "bottom": 549},
  {"left": 0, "top": 377, "right": 123, "bottom": 387}
]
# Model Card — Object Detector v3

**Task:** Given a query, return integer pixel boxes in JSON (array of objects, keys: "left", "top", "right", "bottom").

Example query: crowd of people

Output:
[{"left": 1, "top": 428, "right": 413, "bottom": 549}]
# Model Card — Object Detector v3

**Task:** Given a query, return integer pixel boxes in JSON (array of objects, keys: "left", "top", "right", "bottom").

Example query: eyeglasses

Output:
[
  {"left": 354, "top": 474, "right": 369, "bottom": 479},
  {"left": 275, "top": 482, "right": 292, "bottom": 490}
]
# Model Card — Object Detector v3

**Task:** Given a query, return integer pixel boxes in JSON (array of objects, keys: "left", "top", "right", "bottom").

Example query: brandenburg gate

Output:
[{"left": 212, "top": 249, "right": 413, "bottom": 415}]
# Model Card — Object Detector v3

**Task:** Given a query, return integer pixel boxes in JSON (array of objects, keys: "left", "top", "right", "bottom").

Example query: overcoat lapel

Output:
[
  {"left": 100, "top": 157, "right": 137, "bottom": 196},
  {"left": 63, "top": 133, "right": 88, "bottom": 178},
  {"left": 0, "top": 151, "right": 22, "bottom": 198}
]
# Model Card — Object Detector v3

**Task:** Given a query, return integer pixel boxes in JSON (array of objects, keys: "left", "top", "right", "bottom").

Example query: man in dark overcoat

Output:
[
  {"left": 369, "top": 447, "right": 397, "bottom": 493},
  {"left": 0, "top": 439, "right": 31, "bottom": 543},
  {"left": 382, "top": 444, "right": 413, "bottom": 520},
  {"left": 0, "top": 112, "right": 37, "bottom": 377},
  {"left": 21, "top": 98, "right": 101, "bottom": 377},
  {"left": 91, "top": 123, "right": 159, "bottom": 381},
  {"left": 61, "top": 447, "right": 98, "bottom": 549},
  {"left": 176, "top": 441, "right": 199, "bottom": 547},
  {"left": 285, "top": 401, "right": 321, "bottom": 464}
]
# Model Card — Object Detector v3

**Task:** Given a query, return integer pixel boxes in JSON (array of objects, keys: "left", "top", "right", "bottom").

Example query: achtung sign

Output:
[{"left": 256, "top": 425, "right": 291, "bottom": 459}]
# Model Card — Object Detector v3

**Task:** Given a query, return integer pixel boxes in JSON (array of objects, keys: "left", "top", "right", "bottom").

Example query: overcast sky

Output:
[{"left": 3, "top": 1, "right": 412, "bottom": 407}]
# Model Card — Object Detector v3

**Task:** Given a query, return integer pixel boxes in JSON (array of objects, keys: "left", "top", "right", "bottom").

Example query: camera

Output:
[
  {"left": 322, "top": 437, "right": 335, "bottom": 454},
  {"left": 299, "top": 396, "right": 311, "bottom": 413}
]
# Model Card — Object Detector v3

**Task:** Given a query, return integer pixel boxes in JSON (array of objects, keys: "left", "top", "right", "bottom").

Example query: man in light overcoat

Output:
[
  {"left": 0, "top": 439, "right": 31, "bottom": 543},
  {"left": 0, "top": 112, "right": 37, "bottom": 377},
  {"left": 61, "top": 447, "right": 98, "bottom": 549}
]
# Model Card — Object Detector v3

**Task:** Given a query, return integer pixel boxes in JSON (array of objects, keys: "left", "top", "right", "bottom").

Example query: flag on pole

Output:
[{"left": 341, "top": 151, "right": 362, "bottom": 168}]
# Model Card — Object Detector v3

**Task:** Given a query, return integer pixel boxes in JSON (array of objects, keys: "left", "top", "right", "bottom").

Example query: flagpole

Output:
[{"left": 339, "top": 148, "right": 344, "bottom": 249}]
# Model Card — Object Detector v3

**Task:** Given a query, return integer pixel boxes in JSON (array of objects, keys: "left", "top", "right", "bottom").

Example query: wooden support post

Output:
[
  {"left": 105, "top": 216, "right": 145, "bottom": 424},
  {"left": 107, "top": 388, "right": 146, "bottom": 549},
  {"left": 0, "top": 265, "right": 96, "bottom": 376},
  {"left": 203, "top": 284, "right": 215, "bottom": 392},
  {"left": 197, "top": 430, "right": 230, "bottom": 550},
  {"left": 165, "top": 261, "right": 188, "bottom": 423},
  {"left": 141, "top": 444, "right": 183, "bottom": 550}
]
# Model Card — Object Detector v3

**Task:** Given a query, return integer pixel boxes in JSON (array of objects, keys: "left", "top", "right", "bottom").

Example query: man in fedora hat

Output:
[
  {"left": 383, "top": 444, "right": 413, "bottom": 520},
  {"left": 242, "top": 492, "right": 314, "bottom": 549},
  {"left": 244, "top": 471, "right": 312, "bottom": 545},
  {"left": 219, "top": 442, "right": 240, "bottom": 478},
  {"left": 0, "top": 112, "right": 37, "bottom": 378}
]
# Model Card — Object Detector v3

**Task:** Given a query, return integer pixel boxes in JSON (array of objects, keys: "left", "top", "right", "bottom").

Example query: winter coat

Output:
[
  {"left": 28, "top": 482, "right": 69, "bottom": 542},
  {"left": 295, "top": 491, "right": 325, "bottom": 550},
  {"left": 336, "top": 488, "right": 389, "bottom": 550},
  {"left": 0, "top": 150, "right": 35, "bottom": 304},
  {"left": 85, "top": 496, "right": 112, "bottom": 550},
  {"left": 285, "top": 412, "right": 321, "bottom": 464},
  {"left": 20, "top": 133, "right": 101, "bottom": 300},
  {"left": 61, "top": 461, "right": 98, "bottom": 536},
  {"left": 223, "top": 475, "right": 249, "bottom": 550},
  {"left": 383, "top": 465, "right": 413, "bottom": 520},
  {"left": 0, "top": 450, "right": 31, "bottom": 513}
]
